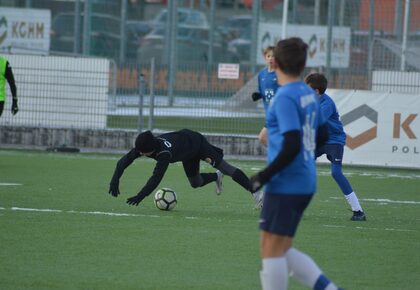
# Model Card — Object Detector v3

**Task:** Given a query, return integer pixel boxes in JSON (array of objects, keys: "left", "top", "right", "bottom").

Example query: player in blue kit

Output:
[
  {"left": 252, "top": 46, "right": 280, "bottom": 146},
  {"left": 251, "top": 46, "right": 280, "bottom": 208},
  {"left": 305, "top": 73, "right": 366, "bottom": 221},
  {"left": 250, "top": 38, "right": 342, "bottom": 290}
]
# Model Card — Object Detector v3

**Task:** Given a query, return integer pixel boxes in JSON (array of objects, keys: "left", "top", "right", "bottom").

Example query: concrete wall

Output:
[{"left": 0, "top": 126, "right": 265, "bottom": 157}]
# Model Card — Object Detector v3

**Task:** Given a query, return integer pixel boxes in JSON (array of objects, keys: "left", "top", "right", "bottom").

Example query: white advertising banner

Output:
[
  {"left": 0, "top": 54, "right": 109, "bottom": 129},
  {"left": 257, "top": 23, "right": 350, "bottom": 68},
  {"left": 323, "top": 89, "right": 420, "bottom": 169},
  {"left": 0, "top": 7, "right": 51, "bottom": 54}
]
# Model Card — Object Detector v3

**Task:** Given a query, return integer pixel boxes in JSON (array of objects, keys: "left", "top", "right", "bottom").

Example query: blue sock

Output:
[
  {"left": 314, "top": 274, "right": 331, "bottom": 290},
  {"left": 331, "top": 163, "right": 353, "bottom": 195}
]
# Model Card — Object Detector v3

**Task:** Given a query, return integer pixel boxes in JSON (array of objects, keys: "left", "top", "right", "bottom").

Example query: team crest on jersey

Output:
[{"left": 265, "top": 89, "right": 275, "bottom": 105}]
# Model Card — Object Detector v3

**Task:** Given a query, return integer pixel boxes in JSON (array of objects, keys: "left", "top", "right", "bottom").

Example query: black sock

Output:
[
  {"left": 200, "top": 173, "right": 217, "bottom": 187},
  {"left": 232, "top": 169, "right": 252, "bottom": 193}
]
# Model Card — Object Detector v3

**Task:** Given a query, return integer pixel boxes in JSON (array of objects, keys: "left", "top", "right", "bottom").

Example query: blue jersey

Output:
[
  {"left": 319, "top": 93, "right": 346, "bottom": 145},
  {"left": 258, "top": 68, "right": 279, "bottom": 113},
  {"left": 265, "top": 81, "right": 324, "bottom": 195}
]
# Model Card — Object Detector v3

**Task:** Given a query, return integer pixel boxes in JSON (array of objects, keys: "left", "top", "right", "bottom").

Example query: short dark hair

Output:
[
  {"left": 274, "top": 37, "right": 308, "bottom": 76},
  {"left": 304, "top": 73, "right": 328, "bottom": 94}
]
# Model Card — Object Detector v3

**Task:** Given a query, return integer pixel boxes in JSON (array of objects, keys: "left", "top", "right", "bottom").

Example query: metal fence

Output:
[{"left": 1, "top": 0, "right": 420, "bottom": 136}]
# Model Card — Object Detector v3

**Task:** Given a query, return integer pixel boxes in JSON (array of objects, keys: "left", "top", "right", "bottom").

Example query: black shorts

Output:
[
  {"left": 182, "top": 136, "right": 223, "bottom": 177},
  {"left": 259, "top": 193, "right": 313, "bottom": 237},
  {"left": 316, "top": 144, "right": 344, "bottom": 165}
]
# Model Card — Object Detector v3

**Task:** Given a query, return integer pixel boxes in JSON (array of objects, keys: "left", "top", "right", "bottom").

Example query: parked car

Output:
[
  {"left": 125, "top": 20, "right": 153, "bottom": 60},
  {"left": 150, "top": 8, "right": 209, "bottom": 29},
  {"left": 51, "top": 13, "right": 121, "bottom": 58},
  {"left": 227, "top": 27, "right": 251, "bottom": 62},
  {"left": 51, "top": 13, "right": 151, "bottom": 60},
  {"left": 137, "top": 26, "right": 238, "bottom": 64},
  {"left": 217, "top": 15, "right": 252, "bottom": 42}
]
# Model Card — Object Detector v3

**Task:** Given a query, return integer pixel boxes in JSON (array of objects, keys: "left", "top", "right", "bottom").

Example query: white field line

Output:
[
  {"left": 329, "top": 197, "right": 420, "bottom": 205},
  {"left": 0, "top": 183, "right": 22, "bottom": 186},
  {"left": 3, "top": 206, "right": 417, "bottom": 233},
  {"left": 5, "top": 207, "right": 162, "bottom": 218},
  {"left": 323, "top": 224, "right": 417, "bottom": 232}
]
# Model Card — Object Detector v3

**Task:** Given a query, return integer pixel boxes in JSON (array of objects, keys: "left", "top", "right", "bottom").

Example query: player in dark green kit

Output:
[{"left": 108, "top": 129, "right": 263, "bottom": 207}]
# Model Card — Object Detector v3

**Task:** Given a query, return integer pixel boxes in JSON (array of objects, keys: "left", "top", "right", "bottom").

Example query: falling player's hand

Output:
[
  {"left": 250, "top": 173, "right": 264, "bottom": 192},
  {"left": 126, "top": 193, "right": 147, "bottom": 206},
  {"left": 108, "top": 178, "right": 120, "bottom": 197}
]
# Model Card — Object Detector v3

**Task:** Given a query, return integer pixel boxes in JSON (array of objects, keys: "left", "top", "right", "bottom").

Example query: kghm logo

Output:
[
  {"left": 341, "top": 105, "right": 378, "bottom": 150},
  {"left": 308, "top": 34, "right": 317, "bottom": 58},
  {"left": 0, "top": 16, "right": 7, "bottom": 45}
]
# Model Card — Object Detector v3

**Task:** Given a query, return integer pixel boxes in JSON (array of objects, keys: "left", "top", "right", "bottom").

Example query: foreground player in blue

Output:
[
  {"left": 108, "top": 129, "right": 262, "bottom": 207},
  {"left": 305, "top": 73, "right": 366, "bottom": 221},
  {"left": 250, "top": 38, "right": 343, "bottom": 290}
]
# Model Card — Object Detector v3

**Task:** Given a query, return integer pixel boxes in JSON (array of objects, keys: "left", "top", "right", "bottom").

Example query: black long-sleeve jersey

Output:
[
  {"left": 112, "top": 129, "right": 207, "bottom": 197},
  {"left": 5, "top": 61, "right": 17, "bottom": 99}
]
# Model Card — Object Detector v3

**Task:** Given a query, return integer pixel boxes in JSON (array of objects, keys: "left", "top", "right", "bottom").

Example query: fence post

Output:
[
  {"left": 138, "top": 74, "right": 145, "bottom": 133},
  {"left": 148, "top": 59, "right": 155, "bottom": 131}
]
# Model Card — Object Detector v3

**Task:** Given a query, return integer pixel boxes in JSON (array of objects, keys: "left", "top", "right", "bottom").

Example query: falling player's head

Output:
[
  {"left": 135, "top": 130, "right": 159, "bottom": 155},
  {"left": 305, "top": 72, "right": 328, "bottom": 95},
  {"left": 274, "top": 37, "right": 308, "bottom": 77}
]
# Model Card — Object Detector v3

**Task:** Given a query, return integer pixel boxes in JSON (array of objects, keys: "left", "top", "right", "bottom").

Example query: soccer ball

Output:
[{"left": 154, "top": 188, "right": 177, "bottom": 211}]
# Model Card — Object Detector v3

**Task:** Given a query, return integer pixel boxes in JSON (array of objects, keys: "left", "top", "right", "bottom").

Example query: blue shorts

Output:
[
  {"left": 316, "top": 144, "right": 344, "bottom": 164},
  {"left": 259, "top": 193, "right": 313, "bottom": 237}
]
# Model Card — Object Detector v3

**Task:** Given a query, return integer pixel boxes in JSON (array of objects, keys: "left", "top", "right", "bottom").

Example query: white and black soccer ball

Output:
[{"left": 154, "top": 188, "right": 177, "bottom": 211}]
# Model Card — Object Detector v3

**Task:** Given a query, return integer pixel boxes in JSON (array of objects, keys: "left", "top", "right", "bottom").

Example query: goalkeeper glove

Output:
[
  {"left": 108, "top": 178, "right": 120, "bottom": 197},
  {"left": 252, "top": 92, "right": 262, "bottom": 102},
  {"left": 126, "top": 192, "right": 148, "bottom": 206}
]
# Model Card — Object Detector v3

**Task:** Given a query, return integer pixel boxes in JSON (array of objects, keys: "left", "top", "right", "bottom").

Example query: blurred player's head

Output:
[
  {"left": 135, "top": 130, "right": 159, "bottom": 155},
  {"left": 274, "top": 37, "right": 308, "bottom": 77},
  {"left": 262, "top": 46, "right": 275, "bottom": 70},
  {"left": 305, "top": 72, "right": 328, "bottom": 95}
]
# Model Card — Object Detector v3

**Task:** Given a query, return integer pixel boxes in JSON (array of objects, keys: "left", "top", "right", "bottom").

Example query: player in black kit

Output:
[{"left": 108, "top": 129, "right": 263, "bottom": 207}]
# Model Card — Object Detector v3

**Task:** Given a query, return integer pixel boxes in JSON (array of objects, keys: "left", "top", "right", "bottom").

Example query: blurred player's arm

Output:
[
  {"left": 108, "top": 148, "right": 140, "bottom": 197},
  {"left": 126, "top": 152, "right": 170, "bottom": 206},
  {"left": 5, "top": 62, "right": 18, "bottom": 115},
  {"left": 258, "top": 127, "right": 267, "bottom": 146},
  {"left": 250, "top": 130, "right": 300, "bottom": 191}
]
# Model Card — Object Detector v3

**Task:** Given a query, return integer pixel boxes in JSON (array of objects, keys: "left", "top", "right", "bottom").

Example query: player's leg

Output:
[
  {"left": 182, "top": 159, "right": 217, "bottom": 188},
  {"left": 218, "top": 160, "right": 264, "bottom": 207},
  {"left": 326, "top": 145, "right": 366, "bottom": 221},
  {"left": 285, "top": 248, "right": 341, "bottom": 290},
  {"left": 0, "top": 101, "right": 4, "bottom": 117},
  {"left": 260, "top": 193, "right": 341, "bottom": 290},
  {"left": 260, "top": 231, "right": 291, "bottom": 290},
  {"left": 198, "top": 139, "right": 254, "bottom": 195},
  {"left": 259, "top": 194, "right": 297, "bottom": 290},
  {"left": 216, "top": 160, "right": 252, "bottom": 192}
]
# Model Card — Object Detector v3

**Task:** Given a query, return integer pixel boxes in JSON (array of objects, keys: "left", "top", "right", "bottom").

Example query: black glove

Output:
[
  {"left": 11, "top": 99, "right": 18, "bottom": 115},
  {"left": 108, "top": 178, "right": 120, "bottom": 197},
  {"left": 126, "top": 193, "right": 147, "bottom": 206},
  {"left": 252, "top": 92, "right": 262, "bottom": 102},
  {"left": 250, "top": 169, "right": 272, "bottom": 192},
  {"left": 250, "top": 173, "right": 263, "bottom": 192}
]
